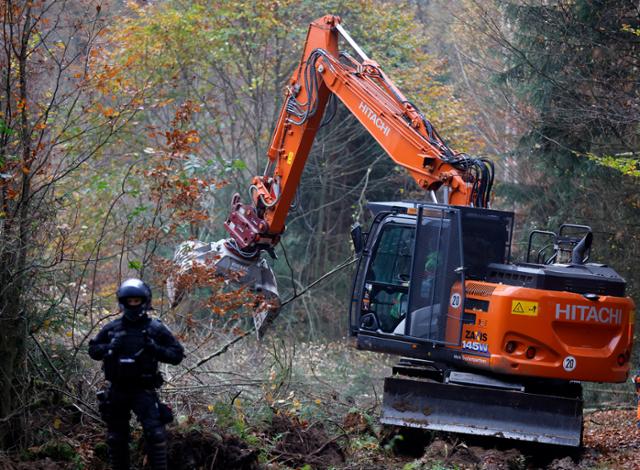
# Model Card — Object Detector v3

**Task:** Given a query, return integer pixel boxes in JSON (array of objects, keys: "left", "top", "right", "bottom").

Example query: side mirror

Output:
[{"left": 350, "top": 223, "right": 364, "bottom": 254}]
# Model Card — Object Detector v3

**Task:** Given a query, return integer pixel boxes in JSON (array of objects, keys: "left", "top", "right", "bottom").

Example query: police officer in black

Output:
[{"left": 89, "top": 279, "right": 184, "bottom": 470}]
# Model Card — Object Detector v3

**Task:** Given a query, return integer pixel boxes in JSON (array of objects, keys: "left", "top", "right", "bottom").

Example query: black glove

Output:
[
  {"left": 109, "top": 332, "right": 124, "bottom": 352},
  {"left": 144, "top": 334, "right": 160, "bottom": 356}
]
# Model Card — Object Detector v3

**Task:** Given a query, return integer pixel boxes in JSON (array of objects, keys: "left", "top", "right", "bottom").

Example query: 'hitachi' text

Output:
[
  {"left": 555, "top": 303, "right": 622, "bottom": 325},
  {"left": 359, "top": 101, "right": 390, "bottom": 136}
]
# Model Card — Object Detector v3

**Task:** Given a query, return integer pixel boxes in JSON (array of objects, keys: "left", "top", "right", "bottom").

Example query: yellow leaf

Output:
[
  {"left": 207, "top": 405, "right": 214, "bottom": 412},
  {"left": 66, "top": 331, "right": 72, "bottom": 337},
  {"left": 314, "top": 399, "right": 321, "bottom": 405},
  {"left": 53, "top": 417, "right": 61, "bottom": 429}
]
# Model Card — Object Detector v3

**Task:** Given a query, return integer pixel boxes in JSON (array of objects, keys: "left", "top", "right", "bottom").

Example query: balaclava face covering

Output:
[{"left": 122, "top": 300, "right": 145, "bottom": 322}]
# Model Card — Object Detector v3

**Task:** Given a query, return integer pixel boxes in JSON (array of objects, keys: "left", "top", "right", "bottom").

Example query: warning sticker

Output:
[
  {"left": 286, "top": 151, "right": 295, "bottom": 165},
  {"left": 511, "top": 300, "right": 539, "bottom": 316}
]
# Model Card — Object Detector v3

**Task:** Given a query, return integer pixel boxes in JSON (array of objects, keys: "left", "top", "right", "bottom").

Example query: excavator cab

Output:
[{"left": 349, "top": 202, "right": 512, "bottom": 352}]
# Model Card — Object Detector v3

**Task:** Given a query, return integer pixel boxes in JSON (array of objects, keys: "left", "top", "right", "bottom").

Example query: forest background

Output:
[{"left": 0, "top": 0, "right": 638, "bottom": 467}]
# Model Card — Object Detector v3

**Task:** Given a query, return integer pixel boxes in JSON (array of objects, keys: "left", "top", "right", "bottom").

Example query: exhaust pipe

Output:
[{"left": 571, "top": 232, "right": 592, "bottom": 265}]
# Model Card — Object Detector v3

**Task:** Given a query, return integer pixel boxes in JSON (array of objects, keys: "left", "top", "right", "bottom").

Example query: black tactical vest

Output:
[{"left": 103, "top": 318, "right": 163, "bottom": 388}]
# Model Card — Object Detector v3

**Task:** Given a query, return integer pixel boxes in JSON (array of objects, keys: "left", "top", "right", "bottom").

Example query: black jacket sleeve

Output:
[
  {"left": 150, "top": 320, "right": 184, "bottom": 365},
  {"left": 88, "top": 323, "right": 113, "bottom": 360}
]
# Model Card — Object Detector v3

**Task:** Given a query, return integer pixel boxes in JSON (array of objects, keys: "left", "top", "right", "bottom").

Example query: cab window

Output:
[{"left": 361, "top": 224, "right": 414, "bottom": 333}]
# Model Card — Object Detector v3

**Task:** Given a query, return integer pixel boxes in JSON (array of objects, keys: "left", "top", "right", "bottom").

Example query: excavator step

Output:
[{"left": 381, "top": 373, "right": 583, "bottom": 447}]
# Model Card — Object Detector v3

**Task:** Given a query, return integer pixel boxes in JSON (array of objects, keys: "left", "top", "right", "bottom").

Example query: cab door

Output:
[
  {"left": 405, "top": 206, "right": 464, "bottom": 346},
  {"left": 349, "top": 212, "right": 415, "bottom": 336},
  {"left": 351, "top": 205, "right": 465, "bottom": 358}
]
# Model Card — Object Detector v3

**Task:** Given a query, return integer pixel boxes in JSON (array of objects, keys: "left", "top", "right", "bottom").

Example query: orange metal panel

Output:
[{"left": 455, "top": 281, "right": 634, "bottom": 383}]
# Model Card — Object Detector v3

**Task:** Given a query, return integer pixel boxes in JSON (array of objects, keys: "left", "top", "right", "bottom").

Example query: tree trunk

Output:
[
  {"left": 0, "top": 284, "right": 27, "bottom": 446},
  {"left": 0, "top": 2, "right": 32, "bottom": 446}
]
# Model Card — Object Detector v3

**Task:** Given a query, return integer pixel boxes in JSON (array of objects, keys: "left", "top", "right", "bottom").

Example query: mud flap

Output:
[{"left": 381, "top": 375, "right": 583, "bottom": 447}]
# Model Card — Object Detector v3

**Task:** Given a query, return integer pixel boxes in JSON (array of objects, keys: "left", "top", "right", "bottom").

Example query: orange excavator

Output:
[{"left": 175, "top": 15, "right": 635, "bottom": 447}]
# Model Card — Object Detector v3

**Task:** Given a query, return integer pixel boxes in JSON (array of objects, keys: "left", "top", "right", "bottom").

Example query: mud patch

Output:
[
  {"left": 267, "top": 413, "right": 344, "bottom": 469},
  {"left": 546, "top": 456, "right": 581, "bottom": 470},
  {"left": 343, "top": 411, "right": 374, "bottom": 436},
  {"left": 165, "top": 428, "right": 259, "bottom": 470},
  {"left": 412, "top": 438, "right": 527, "bottom": 470}
]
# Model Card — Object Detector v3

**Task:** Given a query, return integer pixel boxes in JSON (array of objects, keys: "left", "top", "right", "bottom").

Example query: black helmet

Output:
[{"left": 117, "top": 278, "right": 152, "bottom": 322}]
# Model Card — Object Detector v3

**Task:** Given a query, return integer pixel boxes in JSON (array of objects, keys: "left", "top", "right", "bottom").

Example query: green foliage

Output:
[
  {"left": 208, "top": 400, "right": 252, "bottom": 437},
  {"left": 383, "top": 433, "right": 404, "bottom": 453},
  {"left": 585, "top": 152, "right": 640, "bottom": 178},
  {"left": 0, "top": 118, "right": 15, "bottom": 136},
  {"left": 128, "top": 260, "right": 143, "bottom": 270},
  {"left": 93, "top": 441, "right": 109, "bottom": 461},
  {"left": 127, "top": 204, "right": 149, "bottom": 220},
  {"left": 350, "top": 434, "right": 379, "bottom": 451},
  {"left": 23, "top": 440, "right": 77, "bottom": 462}
]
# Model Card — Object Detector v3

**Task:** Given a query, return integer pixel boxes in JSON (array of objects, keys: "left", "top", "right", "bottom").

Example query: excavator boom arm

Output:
[{"left": 225, "top": 15, "right": 493, "bottom": 253}]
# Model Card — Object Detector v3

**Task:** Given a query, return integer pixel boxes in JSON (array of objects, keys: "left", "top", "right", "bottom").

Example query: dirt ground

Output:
[
  {"left": 165, "top": 428, "right": 260, "bottom": 470},
  {"left": 582, "top": 408, "right": 640, "bottom": 469},
  {"left": 384, "top": 408, "right": 640, "bottom": 470},
  {"left": 0, "top": 408, "right": 638, "bottom": 469},
  {"left": 266, "top": 412, "right": 345, "bottom": 468},
  {"left": 1, "top": 337, "right": 637, "bottom": 470}
]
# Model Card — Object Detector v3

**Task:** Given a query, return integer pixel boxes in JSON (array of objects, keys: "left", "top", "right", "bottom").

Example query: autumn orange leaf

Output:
[{"left": 101, "top": 106, "right": 117, "bottom": 118}]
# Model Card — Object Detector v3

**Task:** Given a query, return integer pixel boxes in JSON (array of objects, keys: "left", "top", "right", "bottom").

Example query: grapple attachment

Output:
[
  {"left": 167, "top": 239, "right": 280, "bottom": 337},
  {"left": 381, "top": 365, "right": 583, "bottom": 447}
]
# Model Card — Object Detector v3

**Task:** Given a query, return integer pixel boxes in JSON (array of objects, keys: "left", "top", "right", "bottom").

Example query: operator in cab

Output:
[{"left": 88, "top": 279, "right": 184, "bottom": 470}]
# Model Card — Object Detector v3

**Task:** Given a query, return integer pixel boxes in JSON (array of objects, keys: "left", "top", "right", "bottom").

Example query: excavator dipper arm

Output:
[
  {"left": 224, "top": 15, "right": 494, "bottom": 254},
  {"left": 172, "top": 15, "right": 493, "bottom": 336}
]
